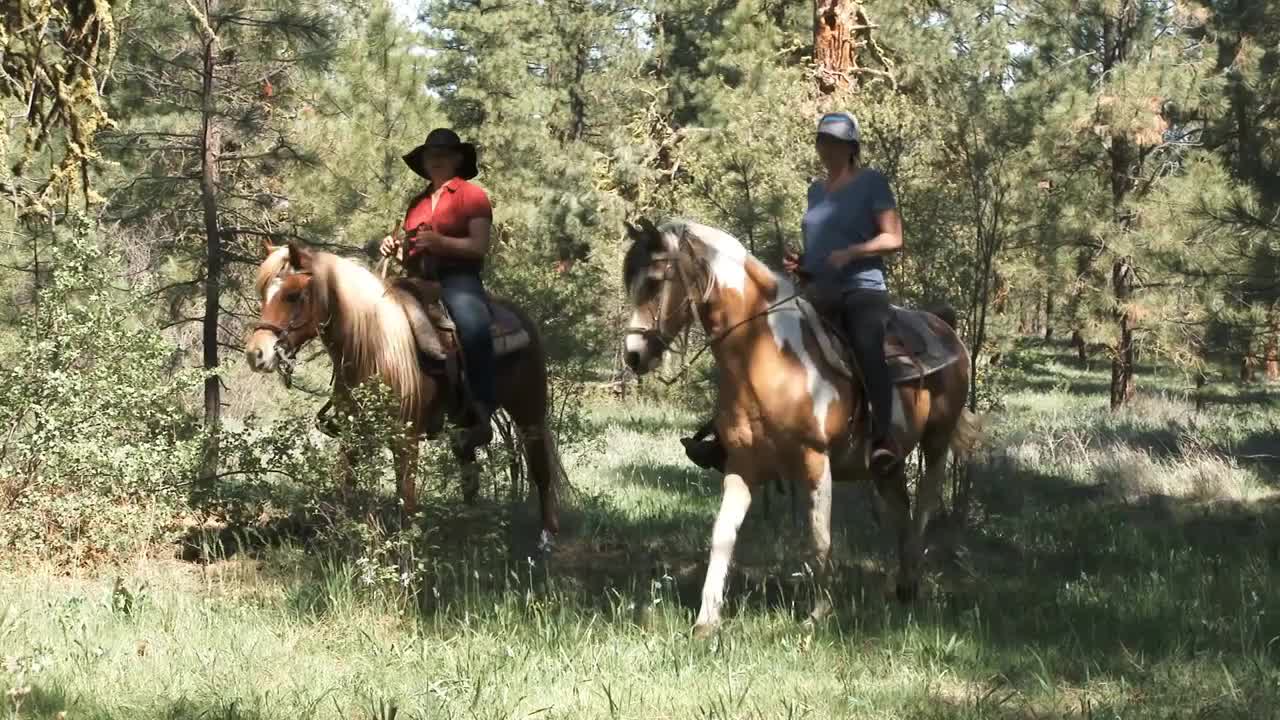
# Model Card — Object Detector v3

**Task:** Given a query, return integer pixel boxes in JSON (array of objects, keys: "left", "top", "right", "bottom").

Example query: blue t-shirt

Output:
[{"left": 800, "top": 168, "right": 896, "bottom": 291}]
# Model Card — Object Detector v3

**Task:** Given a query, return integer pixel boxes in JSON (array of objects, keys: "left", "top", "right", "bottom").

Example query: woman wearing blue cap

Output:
[{"left": 683, "top": 111, "right": 905, "bottom": 476}]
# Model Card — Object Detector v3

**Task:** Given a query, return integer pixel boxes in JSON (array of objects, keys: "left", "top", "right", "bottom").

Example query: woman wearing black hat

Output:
[{"left": 380, "top": 128, "right": 497, "bottom": 453}]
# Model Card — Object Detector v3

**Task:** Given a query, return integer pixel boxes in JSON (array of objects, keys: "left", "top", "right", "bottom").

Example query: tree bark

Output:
[
  {"left": 814, "top": 0, "right": 859, "bottom": 95},
  {"left": 1240, "top": 350, "right": 1256, "bottom": 383},
  {"left": 1110, "top": 257, "right": 1136, "bottom": 410},
  {"left": 1044, "top": 287, "right": 1055, "bottom": 342},
  {"left": 1265, "top": 305, "right": 1280, "bottom": 382},
  {"left": 197, "top": 0, "right": 222, "bottom": 491}
]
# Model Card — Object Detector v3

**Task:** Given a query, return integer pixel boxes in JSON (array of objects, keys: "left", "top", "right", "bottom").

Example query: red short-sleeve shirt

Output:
[{"left": 403, "top": 177, "right": 492, "bottom": 240}]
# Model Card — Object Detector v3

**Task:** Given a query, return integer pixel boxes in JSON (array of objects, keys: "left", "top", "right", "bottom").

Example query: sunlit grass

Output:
[{"left": 4, "top": 346, "right": 1280, "bottom": 718}]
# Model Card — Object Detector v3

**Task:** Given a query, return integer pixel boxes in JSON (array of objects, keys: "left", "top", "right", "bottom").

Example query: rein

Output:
[{"left": 650, "top": 290, "right": 803, "bottom": 387}]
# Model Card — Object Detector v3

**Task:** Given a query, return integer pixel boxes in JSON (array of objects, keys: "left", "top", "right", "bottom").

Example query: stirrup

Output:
[
  {"left": 869, "top": 443, "right": 901, "bottom": 476},
  {"left": 681, "top": 436, "right": 725, "bottom": 473}
]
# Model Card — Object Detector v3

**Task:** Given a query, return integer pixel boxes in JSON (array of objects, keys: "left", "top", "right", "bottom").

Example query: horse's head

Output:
[
  {"left": 245, "top": 241, "right": 322, "bottom": 374},
  {"left": 621, "top": 217, "right": 697, "bottom": 375}
]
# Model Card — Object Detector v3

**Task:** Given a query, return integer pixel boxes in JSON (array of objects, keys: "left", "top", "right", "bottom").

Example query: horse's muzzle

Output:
[{"left": 623, "top": 332, "right": 664, "bottom": 375}]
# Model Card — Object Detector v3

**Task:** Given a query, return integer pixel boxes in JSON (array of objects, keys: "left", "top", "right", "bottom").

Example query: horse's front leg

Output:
[
  {"left": 451, "top": 444, "right": 482, "bottom": 505},
  {"left": 693, "top": 463, "right": 754, "bottom": 638},
  {"left": 393, "top": 436, "right": 420, "bottom": 518}
]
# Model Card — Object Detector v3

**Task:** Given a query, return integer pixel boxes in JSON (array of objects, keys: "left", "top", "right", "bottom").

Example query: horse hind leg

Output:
[
  {"left": 804, "top": 451, "right": 835, "bottom": 623},
  {"left": 518, "top": 423, "right": 561, "bottom": 552},
  {"left": 873, "top": 467, "right": 915, "bottom": 603}
]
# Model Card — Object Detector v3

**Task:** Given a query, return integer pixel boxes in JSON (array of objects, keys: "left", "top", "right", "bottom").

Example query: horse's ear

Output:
[
  {"left": 623, "top": 220, "right": 641, "bottom": 242},
  {"left": 286, "top": 241, "right": 312, "bottom": 271},
  {"left": 261, "top": 238, "right": 276, "bottom": 256},
  {"left": 637, "top": 217, "right": 659, "bottom": 238}
]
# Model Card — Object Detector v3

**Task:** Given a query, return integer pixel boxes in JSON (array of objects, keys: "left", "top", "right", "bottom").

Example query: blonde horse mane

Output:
[{"left": 259, "top": 247, "right": 426, "bottom": 423}]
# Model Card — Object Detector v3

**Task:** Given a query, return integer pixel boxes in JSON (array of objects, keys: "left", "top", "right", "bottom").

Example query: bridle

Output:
[
  {"left": 251, "top": 270, "right": 314, "bottom": 387},
  {"left": 624, "top": 248, "right": 704, "bottom": 355},
  {"left": 624, "top": 230, "right": 801, "bottom": 386}
]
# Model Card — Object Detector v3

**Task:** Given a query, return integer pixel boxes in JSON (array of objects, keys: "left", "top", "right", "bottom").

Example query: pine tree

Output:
[
  {"left": 101, "top": 0, "right": 335, "bottom": 489},
  {"left": 283, "top": 0, "right": 441, "bottom": 251},
  {"left": 1013, "top": 0, "right": 1218, "bottom": 408}
]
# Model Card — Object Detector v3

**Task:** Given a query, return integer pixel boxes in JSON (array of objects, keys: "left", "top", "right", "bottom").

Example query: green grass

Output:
[{"left": 5, "top": 343, "right": 1280, "bottom": 719}]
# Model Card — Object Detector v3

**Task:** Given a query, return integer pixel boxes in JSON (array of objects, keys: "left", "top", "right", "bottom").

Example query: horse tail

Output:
[{"left": 488, "top": 295, "right": 563, "bottom": 544}]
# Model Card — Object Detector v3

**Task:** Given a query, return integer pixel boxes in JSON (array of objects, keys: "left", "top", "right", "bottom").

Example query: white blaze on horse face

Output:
[
  {"left": 624, "top": 308, "right": 662, "bottom": 374},
  {"left": 766, "top": 300, "right": 839, "bottom": 442},
  {"left": 264, "top": 276, "right": 284, "bottom": 304}
]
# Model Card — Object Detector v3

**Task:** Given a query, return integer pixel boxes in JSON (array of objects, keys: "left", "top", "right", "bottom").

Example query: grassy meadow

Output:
[{"left": 4, "top": 343, "right": 1280, "bottom": 719}]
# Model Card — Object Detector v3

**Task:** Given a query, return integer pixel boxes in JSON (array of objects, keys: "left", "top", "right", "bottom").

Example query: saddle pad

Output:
[
  {"left": 430, "top": 303, "right": 531, "bottom": 356},
  {"left": 796, "top": 299, "right": 960, "bottom": 384},
  {"left": 389, "top": 278, "right": 531, "bottom": 358}
]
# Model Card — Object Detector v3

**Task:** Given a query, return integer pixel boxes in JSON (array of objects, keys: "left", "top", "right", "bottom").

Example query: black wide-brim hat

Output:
[{"left": 402, "top": 128, "right": 479, "bottom": 180}]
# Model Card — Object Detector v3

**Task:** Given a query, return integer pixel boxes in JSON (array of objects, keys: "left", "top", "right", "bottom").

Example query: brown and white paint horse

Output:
[
  {"left": 621, "top": 218, "right": 979, "bottom": 635},
  {"left": 244, "top": 242, "right": 561, "bottom": 550}
]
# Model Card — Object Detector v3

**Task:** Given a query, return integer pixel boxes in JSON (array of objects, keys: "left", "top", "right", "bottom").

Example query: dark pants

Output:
[
  {"left": 841, "top": 289, "right": 892, "bottom": 443},
  {"left": 439, "top": 271, "right": 497, "bottom": 411}
]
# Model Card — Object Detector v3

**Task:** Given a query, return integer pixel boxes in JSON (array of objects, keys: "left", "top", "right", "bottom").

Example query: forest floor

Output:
[{"left": 4, "top": 343, "right": 1280, "bottom": 719}]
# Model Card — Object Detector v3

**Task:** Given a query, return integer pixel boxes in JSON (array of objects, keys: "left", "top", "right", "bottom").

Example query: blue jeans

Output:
[{"left": 439, "top": 272, "right": 496, "bottom": 410}]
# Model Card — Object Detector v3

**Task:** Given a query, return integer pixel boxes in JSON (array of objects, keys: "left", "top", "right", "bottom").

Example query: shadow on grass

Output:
[
  {"left": 609, "top": 459, "right": 720, "bottom": 499},
  {"left": 24, "top": 685, "right": 283, "bottom": 720}
]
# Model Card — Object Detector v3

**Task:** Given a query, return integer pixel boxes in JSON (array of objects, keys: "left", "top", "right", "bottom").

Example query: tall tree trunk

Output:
[
  {"left": 198, "top": 0, "right": 222, "bottom": 491},
  {"left": 814, "top": 0, "right": 859, "bottom": 95},
  {"left": 1110, "top": 257, "right": 1136, "bottom": 410},
  {"left": 1043, "top": 286, "right": 1054, "bottom": 341},
  {"left": 1266, "top": 307, "right": 1280, "bottom": 382},
  {"left": 1240, "top": 348, "right": 1256, "bottom": 383}
]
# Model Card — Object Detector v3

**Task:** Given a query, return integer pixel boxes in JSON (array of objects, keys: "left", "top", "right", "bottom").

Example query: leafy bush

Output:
[{"left": 0, "top": 219, "right": 202, "bottom": 566}]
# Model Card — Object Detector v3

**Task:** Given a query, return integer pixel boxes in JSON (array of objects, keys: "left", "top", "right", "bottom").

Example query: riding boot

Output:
[
  {"left": 681, "top": 419, "right": 725, "bottom": 472},
  {"left": 869, "top": 435, "right": 902, "bottom": 477},
  {"left": 460, "top": 402, "right": 494, "bottom": 454}
]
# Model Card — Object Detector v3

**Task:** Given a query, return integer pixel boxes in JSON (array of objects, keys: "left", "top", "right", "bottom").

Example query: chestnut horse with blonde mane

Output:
[
  {"left": 621, "top": 218, "right": 980, "bottom": 636},
  {"left": 244, "top": 242, "right": 560, "bottom": 550}
]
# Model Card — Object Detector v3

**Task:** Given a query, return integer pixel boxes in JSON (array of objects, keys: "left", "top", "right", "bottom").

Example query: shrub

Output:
[{"left": 0, "top": 219, "right": 202, "bottom": 566}]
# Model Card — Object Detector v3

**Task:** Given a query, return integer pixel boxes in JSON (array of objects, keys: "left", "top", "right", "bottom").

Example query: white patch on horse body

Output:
[
  {"left": 673, "top": 221, "right": 839, "bottom": 440},
  {"left": 766, "top": 297, "right": 839, "bottom": 441},
  {"left": 890, "top": 387, "right": 909, "bottom": 436}
]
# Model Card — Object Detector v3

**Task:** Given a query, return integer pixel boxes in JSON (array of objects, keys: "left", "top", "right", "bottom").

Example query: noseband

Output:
[
  {"left": 624, "top": 246, "right": 706, "bottom": 353},
  {"left": 251, "top": 271, "right": 314, "bottom": 386}
]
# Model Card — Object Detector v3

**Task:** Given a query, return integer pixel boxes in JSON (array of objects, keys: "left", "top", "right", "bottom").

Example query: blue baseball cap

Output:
[{"left": 817, "top": 112, "right": 860, "bottom": 143}]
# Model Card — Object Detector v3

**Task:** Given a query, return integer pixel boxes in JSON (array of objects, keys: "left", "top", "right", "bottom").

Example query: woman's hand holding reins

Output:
[
  {"left": 783, "top": 250, "right": 802, "bottom": 275},
  {"left": 379, "top": 234, "right": 401, "bottom": 259}
]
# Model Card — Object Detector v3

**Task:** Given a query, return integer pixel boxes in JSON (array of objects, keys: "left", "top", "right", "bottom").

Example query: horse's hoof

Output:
[
  {"left": 895, "top": 581, "right": 919, "bottom": 604},
  {"left": 808, "top": 599, "right": 833, "bottom": 624},
  {"left": 691, "top": 623, "right": 718, "bottom": 640}
]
